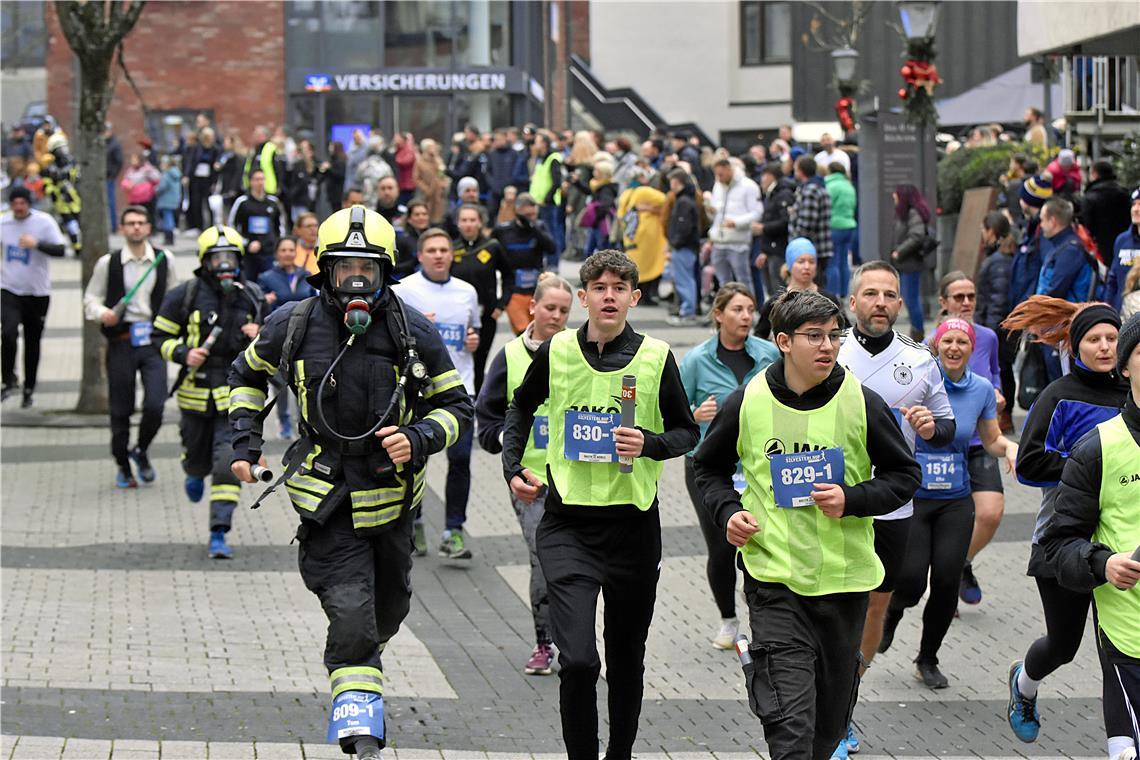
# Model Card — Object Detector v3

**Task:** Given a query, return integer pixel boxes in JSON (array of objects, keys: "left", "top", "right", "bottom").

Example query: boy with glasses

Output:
[{"left": 695, "top": 289, "right": 920, "bottom": 759}]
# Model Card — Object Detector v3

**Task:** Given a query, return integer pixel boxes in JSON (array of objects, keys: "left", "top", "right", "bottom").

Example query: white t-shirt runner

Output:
[
  {"left": 838, "top": 329, "right": 953, "bottom": 520},
  {"left": 393, "top": 271, "right": 480, "bottom": 394},
  {"left": 1, "top": 209, "right": 66, "bottom": 297}
]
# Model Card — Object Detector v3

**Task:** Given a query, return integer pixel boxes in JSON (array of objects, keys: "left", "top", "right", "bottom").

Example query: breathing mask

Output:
[
  {"left": 206, "top": 248, "right": 241, "bottom": 293},
  {"left": 329, "top": 257, "right": 383, "bottom": 335}
]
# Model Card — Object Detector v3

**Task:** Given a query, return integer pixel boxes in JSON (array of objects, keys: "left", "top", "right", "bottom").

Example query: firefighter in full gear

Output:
[
  {"left": 35, "top": 117, "right": 82, "bottom": 252},
  {"left": 227, "top": 205, "right": 473, "bottom": 759},
  {"left": 154, "top": 225, "right": 265, "bottom": 559}
]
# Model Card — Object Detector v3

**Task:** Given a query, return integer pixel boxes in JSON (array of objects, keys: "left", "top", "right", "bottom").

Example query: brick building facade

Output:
[{"left": 46, "top": 1, "right": 286, "bottom": 160}]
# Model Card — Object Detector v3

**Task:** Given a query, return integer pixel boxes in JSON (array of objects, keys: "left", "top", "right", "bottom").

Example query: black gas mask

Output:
[
  {"left": 206, "top": 248, "right": 241, "bottom": 293},
  {"left": 328, "top": 256, "right": 383, "bottom": 335}
]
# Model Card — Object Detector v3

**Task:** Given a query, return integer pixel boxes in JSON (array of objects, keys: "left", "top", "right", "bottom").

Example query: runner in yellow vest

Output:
[
  {"left": 693, "top": 290, "right": 920, "bottom": 760},
  {"left": 501, "top": 249, "right": 698, "bottom": 760},
  {"left": 1044, "top": 312, "right": 1140, "bottom": 760},
  {"left": 475, "top": 272, "right": 573, "bottom": 676}
]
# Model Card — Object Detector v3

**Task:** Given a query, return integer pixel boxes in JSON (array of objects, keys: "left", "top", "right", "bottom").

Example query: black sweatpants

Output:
[
  {"left": 536, "top": 508, "right": 662, "bottom": 760},
  {"left": 889, "top": 495, "right": 974, "bottom": 663},
  {"left": 997, "top": 327, "right": 1019, "bottom": 408},
  {"left": 684, "top": 457, "right": 737, "bottom": 619},
  {"left": 1098, "top": 630, "right": 1140, "bottom": 745},
  {"left": 473, "top": 311, "right": 498, "bottom": 396},
  {"left": 1, "top": 289, "right": 50, "bottom": 391},
  {"left": 1025, "top": 576, "right": 1133, "bottom": 740},
  {"left": 743, "top": 577, "right": 868, "bottom": 760},
  {"left": 179, "top": 411, "right": 240, "bottom": 531},
  {"left": 106, "top": 337, "right": 167, "bottom": 470}
]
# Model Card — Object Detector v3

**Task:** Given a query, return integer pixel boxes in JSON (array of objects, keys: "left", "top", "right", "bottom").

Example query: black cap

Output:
[{"left": 1119, "top": 312, "right": 1140, "bottom": 376}]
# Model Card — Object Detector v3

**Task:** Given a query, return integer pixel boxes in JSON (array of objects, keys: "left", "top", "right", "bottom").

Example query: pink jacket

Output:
[{"left": 120, "top": 163, "right": 161, "bottom": 204}]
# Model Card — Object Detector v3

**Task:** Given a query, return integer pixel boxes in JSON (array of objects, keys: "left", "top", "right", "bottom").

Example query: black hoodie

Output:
[{"left": 693, "top": 358, "right": 920, "bottom": 533}]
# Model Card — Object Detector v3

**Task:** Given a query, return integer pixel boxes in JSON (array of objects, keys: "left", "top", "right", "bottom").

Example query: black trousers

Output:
[
  {"left": 298, "top": 503, "right": 415, "bottom": 752},
  {"left": 1025, "top": 576, "right": 1133, "bottom": 739},
  {"left": 1, "top": 289, "right": 50, "bottom": 391},
  {"left": 106, "top": 337, "right": 167, "bottom": 470},
  {"left": 473, "top": 311, "right": 498, "bottom": 395},
  {"left": 298, "top": 503, "right": 415, "bottom": 675},
  {"left": 1098, "top": 629, "right": 1140, "bottom": 745},
  {"left": 889, "top": 495, "right": 974, "bottom": 663},
  {"left": 179, "top": 411, "right": 240, "bottom": 531},
  {"left": 684, "top": 457, "right": 737, "bottom": 619},
  {"left": 743, "top": 577, "right": 868, "bottom": 760},
  {"left": 997, "top": 327, "right": 1019, "bottom": 407},
  {"left": 536, "top": 508, "right": 662, "bottom": 760},
  {"left": 186, "top": 177, "right": 214, "bottom": 230}
]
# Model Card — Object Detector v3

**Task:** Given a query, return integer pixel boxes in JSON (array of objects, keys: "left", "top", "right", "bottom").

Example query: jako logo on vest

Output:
[
  {"left": 1118, "top": 472, "right": 1140, "bottom": 486},
  {"left": 764, "top": 438, "right": 827, "bottom": 460},
  {"left": 568, "top": 396, "right": 623, "bottom": 415}
]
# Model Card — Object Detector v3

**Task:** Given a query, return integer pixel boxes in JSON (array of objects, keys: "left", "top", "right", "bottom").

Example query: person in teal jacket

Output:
[
  {"left": 678, "top": 281, "right": 780, "bottom": 649},
  {"left": 825, "top": 163, "right": 858, "bottom": 298}
]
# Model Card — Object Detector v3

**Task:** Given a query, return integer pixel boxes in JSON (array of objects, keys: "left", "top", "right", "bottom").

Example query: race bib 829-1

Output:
[{"left": 769, "top": 447, "right": 844, "bottom": 508}]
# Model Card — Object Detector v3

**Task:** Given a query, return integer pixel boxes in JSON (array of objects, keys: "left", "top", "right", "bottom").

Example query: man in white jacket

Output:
[{"left": 704, "top": 159, "right": 761, "bottom": 293}]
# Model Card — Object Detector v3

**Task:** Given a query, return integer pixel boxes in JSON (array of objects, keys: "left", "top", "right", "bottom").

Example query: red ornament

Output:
[
  {"left": 900, "top": 65, "right": 913, "bottom": 78},
  {"left": 898, "top": 88, "right": 909, "bottom": 100}
]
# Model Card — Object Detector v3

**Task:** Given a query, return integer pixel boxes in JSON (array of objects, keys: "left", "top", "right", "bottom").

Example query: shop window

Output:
[
  {"left": 740, "top": 1, "right": 791, "bottom": 66},
  {"left": 385, "top": 1, "right": 511, "bottom": 68}
]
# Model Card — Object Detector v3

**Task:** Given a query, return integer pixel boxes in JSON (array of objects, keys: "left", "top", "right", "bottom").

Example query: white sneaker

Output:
[
  {"left": 712, "top": 618, "right": 739, "bottom": 650},
  {"left": 1111, "top": 748, "right": 1137, "bottom": 760}
]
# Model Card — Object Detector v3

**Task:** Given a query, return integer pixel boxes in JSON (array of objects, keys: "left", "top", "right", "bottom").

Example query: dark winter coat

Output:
[
  {"left": 758, "top": 177, "right": 796, "bottom": 259},
  {"left": 974, "top": 243, "right": 1013, "bottom": 330},
  {"left": 1080, "top": 177, "right": 1132, "bottom": 263},
  {"left": 667, "top": 183, "right": 701, "bottom": 251}
]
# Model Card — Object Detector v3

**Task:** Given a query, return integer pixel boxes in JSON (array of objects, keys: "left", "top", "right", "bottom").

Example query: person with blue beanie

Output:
[{"left": 754, "top": 236, "right": 842, "bottom": 339}]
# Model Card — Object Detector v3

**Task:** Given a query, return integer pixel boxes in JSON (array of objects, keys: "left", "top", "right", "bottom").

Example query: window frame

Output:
[{"left": 739, "top": 1, "right": 792, "bottom": 68}]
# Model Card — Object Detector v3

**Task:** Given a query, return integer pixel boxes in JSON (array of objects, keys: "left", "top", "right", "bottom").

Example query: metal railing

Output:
[{"left": 1062, "top": 55, "right": 1140, "bottom": 116}]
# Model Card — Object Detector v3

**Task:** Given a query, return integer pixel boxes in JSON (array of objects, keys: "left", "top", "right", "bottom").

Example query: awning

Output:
[{"left": 935, "top": 62, "right": 1062, "bottom": 127}]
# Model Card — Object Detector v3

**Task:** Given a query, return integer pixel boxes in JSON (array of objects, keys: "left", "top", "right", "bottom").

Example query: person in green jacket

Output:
[{"left": 825, "top": 163, "right": 858, "bottom": 298}]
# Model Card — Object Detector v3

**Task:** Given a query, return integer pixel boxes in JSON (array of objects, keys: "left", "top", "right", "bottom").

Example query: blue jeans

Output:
[
  {"left": 901, "top": 270, "right": 925, "bottom": 333},
  {"left": 671, "top": 247, "right": 698, "bottom": 317},
  {"left": 540, "top": 204, "right": 565, "bottom": 269},
  {"left": 1041, "top": 344, "right": 1063, "bottom": 384},
  {"left": 444, "top": 425, "right": 474, "bottom": 530},
  {"left": 159, "top": 208, "right": 175, "bottom": 233},
  {"left": 831, "top": 228, "right": 857, "bottom": 297},
  {"left": 106, "top": 179, "right": 118, "bottom": 229}
]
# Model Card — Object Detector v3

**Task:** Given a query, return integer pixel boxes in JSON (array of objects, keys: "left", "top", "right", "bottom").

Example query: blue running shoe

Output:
[
  {"left": 829, "top": 736, "right": 849, "bottom": 760},
  {"left": 116, "top": 467, "right": 137, "bottom": 489},
  {"left": 845, "top": 721, "right": 861, "bottom": 753},
  {"left": 184, "top": 476, "right": 204, "bottom": 503},
  {"left": 208, "top": 529, "right": 232, "bottom": 559},
  {"left": 130, "top": 447, "right": 156, "bottom": 483},
  {"left": 1007, "top": 660, "right": 1040, "bottom": 743},
  {"left": 959, "top": 560, "right": 982, "bottom": 605}
]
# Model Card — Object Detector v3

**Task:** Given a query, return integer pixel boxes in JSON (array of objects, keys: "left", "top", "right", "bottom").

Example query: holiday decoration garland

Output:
[{"left": 897, "top": 37, "right": 941, "bottom": 125}]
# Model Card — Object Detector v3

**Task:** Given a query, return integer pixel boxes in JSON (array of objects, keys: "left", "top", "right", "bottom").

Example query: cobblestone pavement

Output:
[{"left": 0, "top": 247, "right": 1110, "bottom": 759}]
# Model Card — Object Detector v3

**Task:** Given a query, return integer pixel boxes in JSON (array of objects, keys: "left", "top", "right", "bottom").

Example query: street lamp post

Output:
[
  {"left": 897, "top": 1, "right": 940, "bottom": 41},
  {"left": 832, "top": 47, "right": 859, "bottom": 138}
]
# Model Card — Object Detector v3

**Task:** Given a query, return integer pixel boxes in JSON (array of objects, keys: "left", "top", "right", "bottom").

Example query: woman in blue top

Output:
[
  {"left": 880, "top": 318, "right": 1018, "bottom": 690},
  {"left": 679, "top": 282, "right": 779, "bottom": 650}
]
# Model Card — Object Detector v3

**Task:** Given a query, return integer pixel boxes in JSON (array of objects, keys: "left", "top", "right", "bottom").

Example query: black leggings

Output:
[
  {"left": 890, "top": 495, "right": 974, "bottom": 663},
  {"left": 1025, "top": 576, "right": 1133, "bottom": 740},
  {"left": 997, "top": 327, "right": 1019, "bottom": 407},
  {"left": 684, "top": 456, "right": 737, "bottom": 619}
]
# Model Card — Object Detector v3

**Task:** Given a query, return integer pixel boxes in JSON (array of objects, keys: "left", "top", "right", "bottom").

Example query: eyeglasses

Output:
[
  {"left": 950, "top": 293, "right": 977, "bottom": 302},
  {"left": 792, "top": 330, "right": 845, "bottom": 347}
]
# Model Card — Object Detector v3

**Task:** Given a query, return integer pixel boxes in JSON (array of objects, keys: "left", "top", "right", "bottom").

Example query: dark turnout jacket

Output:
[
  {"left": 1043, "top": 395, "right": 1140, "bottom": 593},
  {"left": 693, "top": 359, "right": 921, "bottom": 533}
]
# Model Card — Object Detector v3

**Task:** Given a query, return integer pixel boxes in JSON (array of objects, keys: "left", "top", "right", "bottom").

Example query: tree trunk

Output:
[
  {"left": 75, "top": 121, "right": 110, "bottom": 413},
  {"left": 55, "top": 0, "right": 146, "bottom": 413}
]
